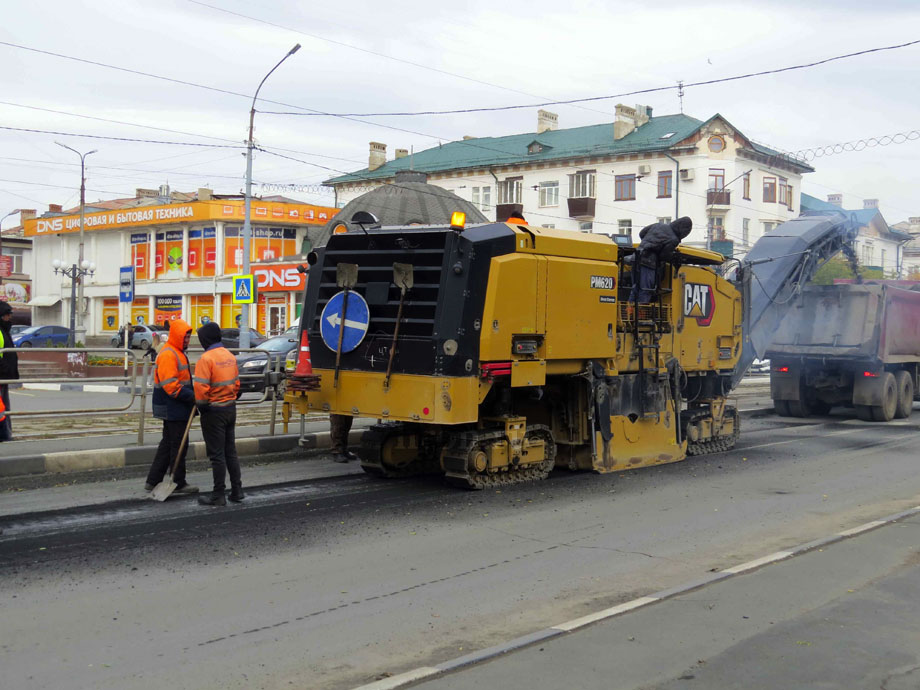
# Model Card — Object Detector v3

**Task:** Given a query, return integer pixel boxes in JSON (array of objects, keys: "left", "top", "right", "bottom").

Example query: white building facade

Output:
[{"left": 327, "top": 106, "right": 813, "bottom": 257}]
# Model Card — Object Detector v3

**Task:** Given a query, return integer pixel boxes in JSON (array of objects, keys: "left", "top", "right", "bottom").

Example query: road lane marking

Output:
[{"left": 838, "top": 520, "right": 886, "bottom": 537}]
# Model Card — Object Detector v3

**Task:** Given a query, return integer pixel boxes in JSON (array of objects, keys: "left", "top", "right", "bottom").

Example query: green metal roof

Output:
[{"left": 326, "top": 114, "right": 706, "bottom": 184}]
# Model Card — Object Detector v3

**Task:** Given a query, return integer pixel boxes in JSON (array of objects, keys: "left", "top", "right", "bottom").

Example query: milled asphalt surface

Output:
[{"left": 3, "top": 385, "right": 917, "bottom": 690}]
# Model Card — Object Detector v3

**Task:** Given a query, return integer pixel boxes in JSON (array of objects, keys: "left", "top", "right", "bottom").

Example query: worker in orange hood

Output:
[{"left": 145, "top": 318, "right": 198, "bottom": 495}]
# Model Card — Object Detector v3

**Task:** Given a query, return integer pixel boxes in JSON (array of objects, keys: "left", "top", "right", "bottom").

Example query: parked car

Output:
[
  {"left": 235, "top": 335, "right": 298, "bottom": 396},
  {"left": 110, "top": 324, "right": 168, "bottom": 350},
  {"left": 13, "top": 325, "right": 73, "bottom": 347},
  {"left": 220, "top": 328, "right": 267, "bottom": 350},
  {"left": 282, "top": 324, "right": 299, "bottom": 338},
  {"left": 10, "top": 325, "right": 28, "bottom": 336}
]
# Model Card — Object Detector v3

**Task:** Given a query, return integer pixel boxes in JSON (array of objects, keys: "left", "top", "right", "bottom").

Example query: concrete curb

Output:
[
  {"left": 0, "top": 428, "right": 364, "bottom": 479},
  {"left": 350, "top": 505, "right": 920, "bottom": 690}
]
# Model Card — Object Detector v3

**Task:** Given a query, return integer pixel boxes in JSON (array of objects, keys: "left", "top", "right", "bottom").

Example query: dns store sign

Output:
[{"left": 253, "top": 264, "right": 306, "bottom": 292}]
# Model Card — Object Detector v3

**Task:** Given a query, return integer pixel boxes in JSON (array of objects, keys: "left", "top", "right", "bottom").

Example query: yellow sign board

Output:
[{"left": 23, "top": 199, "right": 337, "bottom": 237}]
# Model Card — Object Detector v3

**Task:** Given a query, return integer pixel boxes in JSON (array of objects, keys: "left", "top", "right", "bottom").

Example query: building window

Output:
[
  {"left": 763, "top": 221, "right": 777, "bottom": 234},
  {"left": 742, "top": 173, "right": 751, "bottom": 200},
  {"left": 538, "top": 181, "right": 559, "bottom": 207},
  {"left": 709, "top": 216, "right": 725, "bottom": 241},
  {"left": 579, "top": 221, "right": 593, "bottom": 232},
  {"left": 569, "top": 170, "right": 596, "bottom": 199},
  {"left": 657, "top": 217, "right": 672, "bottom": 224},
  {"left": 472, "top": 185, "right": 491, "bottom": 211},
  {"left": 743, "top": 218, "right": 750, "bottom": 245},
  {"left": 657, "top": 170, "right": 672, "bottom": 198},
  {"left": 763, "top": 176, "right": 777, "bottom": 203},
  {"left": 881, "top": 249, "right": 887, "bottom": 273},
  {"left": 862, "top": 243, "right": 874, "bottom": 266},
  {"left": 618, "top": 219, "right": 633, "bottom": 237},
  {"left": 786, "top": 184, "right": 794, "bottom": 210},
  {"left": 497, "top": 179, "right": 521, "bottom": 205},
  {"left": 708, "top": 168, "right": 725, "bottom": 191},
  {"left": 778, "top": 178, "right": 788, "bottom": 207},
  {"left": 1, "top": 246, "right": 23, "bottom": 273},
  {"left": 614, "top": 174, "right": 636, "bottom": 201},
  {"left": 708, "top": 135, "right": 726, "bottom": 153}
]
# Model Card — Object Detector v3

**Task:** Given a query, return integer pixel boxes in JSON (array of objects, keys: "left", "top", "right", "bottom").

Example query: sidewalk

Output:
[{"left": 388, "top": 507, "right": 920, "bottom": 690}]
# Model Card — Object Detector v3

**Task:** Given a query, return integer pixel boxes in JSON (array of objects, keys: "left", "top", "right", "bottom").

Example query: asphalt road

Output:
[{"left": 3, "top": 398, "right": 919, "bottom": 690}]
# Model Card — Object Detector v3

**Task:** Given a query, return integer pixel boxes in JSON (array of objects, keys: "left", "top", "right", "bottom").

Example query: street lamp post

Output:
[
  {"left": 240, "top": 43, "right": 301, "bottom": 350},
  {"left": 56, "top": 142, "right": 97, "bottom": 347},
  {"left": 52, "top": 260, "right": 95, "bottom": 348}
]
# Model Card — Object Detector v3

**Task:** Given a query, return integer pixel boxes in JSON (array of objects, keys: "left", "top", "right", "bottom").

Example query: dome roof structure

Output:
[{"left": 319, "top": 171, "right": 487, "bottom": 245}]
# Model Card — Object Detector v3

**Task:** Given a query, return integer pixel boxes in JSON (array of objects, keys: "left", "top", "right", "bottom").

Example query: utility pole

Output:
[
  {"left": 240, "top": 43, "right": 300, "bottom": 350},
  {"left": 56, "top": 143, "right": 97, "bottom": 346}
]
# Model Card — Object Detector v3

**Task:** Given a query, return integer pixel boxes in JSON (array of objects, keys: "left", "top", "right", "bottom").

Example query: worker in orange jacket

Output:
[
  {"left": 0, "top": 393, "right": 8, "bottom": 442},
  {"left": 145, "top": 318, "right": 198, "bottom": 494},
  {"left": 194, "top": 322, "right": 243, "bottom": 506}
]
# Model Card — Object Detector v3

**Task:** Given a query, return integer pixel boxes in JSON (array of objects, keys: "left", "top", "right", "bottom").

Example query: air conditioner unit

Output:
[
  {"left": 637, "top": 164, "right": 651, "bottom": 175},
  {"left": 679, "top": 168, "right": 694, "bottom": 181}
]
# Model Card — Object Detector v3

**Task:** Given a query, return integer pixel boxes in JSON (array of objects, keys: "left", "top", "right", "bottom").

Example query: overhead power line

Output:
[
  {"left": 257, "top": 38, "right": 920, "bottom": 118},
  {"left": 0, "top": 125, "right": 241, "bottom": 148}
]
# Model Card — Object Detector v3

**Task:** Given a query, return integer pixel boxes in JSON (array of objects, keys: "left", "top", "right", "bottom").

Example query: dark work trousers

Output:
[
  {"left": 146, "top": 418, "right": 191, "bottom": 487},
  {"left": 1, "top": 384, "right": 11, "bottom": 439},
  {"left": 330, "top": 414, "right": 353, "bottom": 453},
  {"left": 630, "top": 262, "right": 658, "bottom": 304},
  {"left": 200, "top": 406, "right": 241, "bottom": 493}
]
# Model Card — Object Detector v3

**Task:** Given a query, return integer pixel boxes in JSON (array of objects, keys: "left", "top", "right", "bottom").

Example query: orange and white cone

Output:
[{"left": 288, "top": 329, "right": 321, "bottom": 392}]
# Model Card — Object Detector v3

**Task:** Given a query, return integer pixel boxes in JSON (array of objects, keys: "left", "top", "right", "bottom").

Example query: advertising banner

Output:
[
  {"left": 131, "top": 233, "right": 150, "bottom": 280},
  {"left": 154, "top": 295, "right": 183, "bottom": 324},
  {"left": 101, "top": 298, "right": 119, "bottom": 332},
  {"left": 224, "top": 227, "right": 298, "bottom": 272},
  {"left": 155, "top": 230, "right": 184, "bottom": 278},
  {"left": 188, "top": 227, "right": 217, "bottom": 277},
  {"left": 131, "top": 297, "right": 150, "bottom": 325},
  {"left": 253, "top": 263, "right": 307, "bottom": 292},
  {"left": 0, "top": 280, "right": 30, "bottom": 304}
]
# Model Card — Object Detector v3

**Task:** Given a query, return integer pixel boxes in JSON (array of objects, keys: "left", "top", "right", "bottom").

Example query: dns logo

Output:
[{"left": 683, "top": 283, "right": 715, "bottom": 326}]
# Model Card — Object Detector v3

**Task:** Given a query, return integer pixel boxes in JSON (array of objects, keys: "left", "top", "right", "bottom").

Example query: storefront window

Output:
[
  {"left": 131, "top": 297, "right": 150, "bottom": 325},
  {"left": 101, "top": 298, "right": 119, "bottom": 332},
  {"left": 224, "top": 226, "right": 298, "bottom": 274},
  {"left": 131, "top": 233, "right": 151, "bottom": 280},
  {"left": 155, "top": 230, "right": 184, "bottom": 279},
  {"left": 190, "top": 295, "right": 216, "bottom": 328},
  {"left": 188, "top": 227, "right": 217, "bottom": 278},
  {"left": 154, "top": 295, "right": 183, "bottom": 324}
]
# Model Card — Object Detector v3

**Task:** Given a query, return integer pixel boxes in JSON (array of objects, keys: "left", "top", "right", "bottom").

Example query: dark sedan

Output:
[
  {"left": 220, "top": 328, "right": 267, "bottom": 350},
  {"left": 235, "top": 335, "right": 298, "bottom": 396}
]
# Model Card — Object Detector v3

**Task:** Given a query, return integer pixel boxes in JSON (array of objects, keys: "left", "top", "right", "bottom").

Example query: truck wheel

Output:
[
  {"left": 786, "top": 399, "right": 812, "bottom": 417},
  {"left": 774, "top": 399, "right": 792, "bottom": 416},
  {"left": 870, "top": 372, "right": 898, "bottom": 422},
  {"left": 855, "top": 405, "right": 874, "bottom": 421},
  {"left": 894, "top": 370, "right": 914, "bottom": 419}
]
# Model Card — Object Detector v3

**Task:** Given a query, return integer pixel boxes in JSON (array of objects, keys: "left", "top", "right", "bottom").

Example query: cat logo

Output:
[{"left": 683, "top": 283, "right": 715, "bottom": 326}]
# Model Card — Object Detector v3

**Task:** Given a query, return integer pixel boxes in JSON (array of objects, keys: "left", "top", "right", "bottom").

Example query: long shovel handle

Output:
[
  {"left": 167, "top": 407, "right": 197, "bottom": 478},
  {"left": 383, "top": 288, "right": 406, "bottom": 389},
  {"left": 333, "top": 288, "right": 349, "bottom": 388}
]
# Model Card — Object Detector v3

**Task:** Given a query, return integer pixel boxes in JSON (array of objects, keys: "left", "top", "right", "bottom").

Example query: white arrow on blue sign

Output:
[{"left": 320, "top": 290, "right": 370, "bottom": 353}]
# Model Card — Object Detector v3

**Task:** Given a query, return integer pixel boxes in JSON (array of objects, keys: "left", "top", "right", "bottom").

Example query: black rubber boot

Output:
[
  {"left": 198, "top": 492, "right": 227, "bottom": 506},
  {"left": 229, "top": 487, "right": 245, "bottom": 503}
]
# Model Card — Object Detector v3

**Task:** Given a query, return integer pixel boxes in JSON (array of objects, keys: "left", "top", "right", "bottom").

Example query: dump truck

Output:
[
  {"left": 283, "top": 212, "right": 857, "bottom": 488},
  {"left": 767, "top": 280, "right": 920, "bottom": 421}
]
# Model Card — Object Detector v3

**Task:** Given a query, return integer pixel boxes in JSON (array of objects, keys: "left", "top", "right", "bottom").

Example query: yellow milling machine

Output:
[{"left": 283, "top": 213, "right": 857, "bottom": 488}]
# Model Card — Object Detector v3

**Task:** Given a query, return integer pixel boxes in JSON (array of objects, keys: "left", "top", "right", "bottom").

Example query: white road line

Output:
[
  {"left": 722, "top": 551, "right": 794, "bottom": 574},
  {"left": 552, "top": 596, "right": 660, "bottom": 632},
  {"left": 838, "top": 520, "right": 886, "bottom": 537}
]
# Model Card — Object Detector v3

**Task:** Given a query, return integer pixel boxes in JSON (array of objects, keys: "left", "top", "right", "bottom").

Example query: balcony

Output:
[
  {"left": 495, "top": 203, "right": 524, "bottom": 223},
  {"left": 707, "top": 189, "right": 731, "bottom": 207},
  {"left": 567, "top": 197, "right": 596, "bottom": 219}
]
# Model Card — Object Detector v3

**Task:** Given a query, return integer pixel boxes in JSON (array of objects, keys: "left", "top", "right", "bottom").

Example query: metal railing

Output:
[{"left": 1, "top": 346, "right": 289, "bottom": 444}]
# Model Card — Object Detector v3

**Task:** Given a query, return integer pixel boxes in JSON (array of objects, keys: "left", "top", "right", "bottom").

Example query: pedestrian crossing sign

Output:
[{"left": 232, "top": 274, "right": 255, "bottom": 304}]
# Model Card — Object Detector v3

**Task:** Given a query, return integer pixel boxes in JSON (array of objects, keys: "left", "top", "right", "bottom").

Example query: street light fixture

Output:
[
  {"left": 240, "top": 43, "right": 301, "bottom": 350},
  {"left": 52, "top": 259, "right": 96, "bottom": 347},
  {"left": 56, "top": 142, "right": 98, "bottom": 346}
]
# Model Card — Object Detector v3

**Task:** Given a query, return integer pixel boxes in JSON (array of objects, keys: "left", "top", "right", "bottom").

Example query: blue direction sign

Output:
[
  {"left": 320, "top": 290, "right": 370, "bottom": 353},
  {"left": 119, "top": 266, "right": 134, "bottom": 303}
]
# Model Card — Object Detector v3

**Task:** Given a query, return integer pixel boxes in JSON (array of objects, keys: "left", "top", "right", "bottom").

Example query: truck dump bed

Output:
[{"left": 766, "top": 283, "right": 920, "bottom": 364}]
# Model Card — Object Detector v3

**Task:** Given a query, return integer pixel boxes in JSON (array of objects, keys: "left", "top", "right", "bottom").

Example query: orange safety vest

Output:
[
  {"left": 193, "top": 345, "right": 240, "bottom": 406},
  {"left": 0, "top": 394, "right": 6, "bottom": 422},
  {"left": 154, "top": 319, "right": 193, "bottom": 397}
]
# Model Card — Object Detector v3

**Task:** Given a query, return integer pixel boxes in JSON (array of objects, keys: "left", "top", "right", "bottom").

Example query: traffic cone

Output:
[{"left": 288, "top": 329, "right": 321, "bottom": 392}]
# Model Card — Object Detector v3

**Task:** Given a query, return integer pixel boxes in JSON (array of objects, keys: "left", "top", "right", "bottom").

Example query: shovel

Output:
[
  {"left": 150, "top": 407, "right": 197, "bottom": 502},
  {"left": 333, "top": 262, "right": 359, "bottom": 389},
  {"left": 384, "top": 263, "right": 413, "bottom": 390}
]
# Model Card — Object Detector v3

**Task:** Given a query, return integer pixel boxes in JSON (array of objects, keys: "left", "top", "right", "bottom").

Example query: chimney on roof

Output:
[
  {"left": 613, "top": 104, "right": 650, "bottom": 140},
  {"left": 863, "top": 198, "right": 879, "bottom": 209},
  {"left": 537, "top": 110, "right": 558, "bottom": 133},
  {"left": 48, "top": 204, "right": 63, "bottom": 214},
  {"left": 198, "top": 187, "right": 212, "bottom": 201},
  {"left": 462, "top": 135, "right": 475, "bottom": 140},
  {"left": 394, "top": 148, "right": 409, "bottom": 159},
  {"left": 909, "top": 216, "right": 920, "bottom": 226},
  {"left": 827, "top": 193, "right": 843, "bottom": 207},
  {"left": 369, "top": 142, "right": 387, "bottom": 171},
  {"left": 19, "top": 209, "right": 37, "bottom": 222},
  {"left": 136, "top": 188, "right": 158, "bottom": 199}
]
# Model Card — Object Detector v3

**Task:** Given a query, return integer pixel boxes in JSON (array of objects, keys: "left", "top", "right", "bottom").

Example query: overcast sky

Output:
[{"left": 1, "top": 0, "right": 918, "bottom": 228}]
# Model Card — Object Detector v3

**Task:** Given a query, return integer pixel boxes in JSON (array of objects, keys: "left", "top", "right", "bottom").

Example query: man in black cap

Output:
[
  {"left": 0, "top": 301, "right": 19, "bottom": 440},
  {"left": 629, "top": 217, "right": 693, "bottom": 303}
]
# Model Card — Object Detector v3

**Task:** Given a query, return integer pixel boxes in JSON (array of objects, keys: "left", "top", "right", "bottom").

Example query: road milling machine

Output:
[{"left": 282, "top": 212, "right": 857, "bottom": 488}]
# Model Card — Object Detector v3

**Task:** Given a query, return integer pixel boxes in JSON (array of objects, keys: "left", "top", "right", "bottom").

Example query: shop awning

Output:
[{"left": 27, "top": 295, "right": 61, "bottom": 307}]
